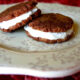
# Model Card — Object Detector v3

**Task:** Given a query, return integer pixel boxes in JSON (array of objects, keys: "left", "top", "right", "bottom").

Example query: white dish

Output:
[{"left": 0, "top": 3, "right": 80, "bottom": 78}]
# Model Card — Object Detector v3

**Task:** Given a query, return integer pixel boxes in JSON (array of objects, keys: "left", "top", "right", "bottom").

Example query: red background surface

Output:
[
  {"left": 0, "top": 0, "right": 80, "bottom": 80},
  {"left": 0, "top": 0, "right": 80, "bottom": 6}
]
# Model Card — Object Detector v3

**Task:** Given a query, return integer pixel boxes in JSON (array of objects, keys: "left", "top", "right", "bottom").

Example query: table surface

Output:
[{"left": 0, "top": 0, "right": 80, "bottom": 7}]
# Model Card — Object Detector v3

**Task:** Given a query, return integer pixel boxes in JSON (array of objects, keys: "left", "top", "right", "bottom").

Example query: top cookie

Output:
[
  {"left": 29, "top": 13, "right": 73, "bottom": 32},
  {"left": 0, "top": 1, "right": 37, "bottom": 22}
]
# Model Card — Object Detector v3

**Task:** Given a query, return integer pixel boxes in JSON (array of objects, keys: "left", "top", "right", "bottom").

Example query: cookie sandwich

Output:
[
  {"left": 24, "top": 13, "right": 74, "bottom": 43},
  {"left": 0, "top": 1, "right": 41, "bottom": 32}
]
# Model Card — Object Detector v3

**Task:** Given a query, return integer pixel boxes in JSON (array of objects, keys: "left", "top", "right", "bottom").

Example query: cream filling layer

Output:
[
  {"left": 0, "top": 8, "right": 38, "bottom": 29},
  {"left": 24, "top": 26, "right": 73, "bottom": 40}
]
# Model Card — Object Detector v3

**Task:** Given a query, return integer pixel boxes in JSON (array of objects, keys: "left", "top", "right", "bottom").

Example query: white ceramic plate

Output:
[{"left": 0, "top": 3, "right": 80, "bottom": 78}]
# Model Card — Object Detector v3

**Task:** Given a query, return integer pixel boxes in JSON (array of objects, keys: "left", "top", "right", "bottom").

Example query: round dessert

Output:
[
  {"left": 0, "top": 1, "right": 41, "bottom": 32},
  {"left": 24, "top": 13, "right": 74, "bottom": 43}
]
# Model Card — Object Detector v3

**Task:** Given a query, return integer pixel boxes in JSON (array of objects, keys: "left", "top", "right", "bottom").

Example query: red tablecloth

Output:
[
  {"left": 0, "top": 72, "right": 80, "bottom": 80},
  {"left": 0, "top": 0, "right": 80, "bottom": 6},
  {"left": 0, "top": 0, "right": 80, "bottom": 80}
]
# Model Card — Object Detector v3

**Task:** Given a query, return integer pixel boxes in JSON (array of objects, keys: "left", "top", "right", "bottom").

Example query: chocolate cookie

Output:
[
  {"left": 24, "top": 13, "right": 74, "bottom": 43},
  {"left": 0, "top": 1, "right": 41, "bottom": 32}
]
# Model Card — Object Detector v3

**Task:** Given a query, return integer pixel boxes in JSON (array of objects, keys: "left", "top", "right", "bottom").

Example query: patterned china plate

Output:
[{"left": 0, "top": 3, "right": 80, "bottom": 78}]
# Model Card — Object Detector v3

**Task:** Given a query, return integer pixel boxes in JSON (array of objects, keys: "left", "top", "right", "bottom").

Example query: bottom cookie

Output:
[{"left": 25, "top": 31, "right": 73, "bottom": 44}]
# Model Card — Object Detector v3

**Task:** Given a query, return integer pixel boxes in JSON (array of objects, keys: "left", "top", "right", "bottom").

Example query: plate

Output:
[{"left": 0, "top": 3, "right": 80, "bottom": 78}]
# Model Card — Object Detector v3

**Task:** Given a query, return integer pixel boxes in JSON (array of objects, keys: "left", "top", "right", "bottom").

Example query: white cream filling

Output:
[
  {"left": 0, "top": 8, "right": 38, "bottom": 29},
  {"left": 24, "top": 26, "right": 73, "bottom": 40}
]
